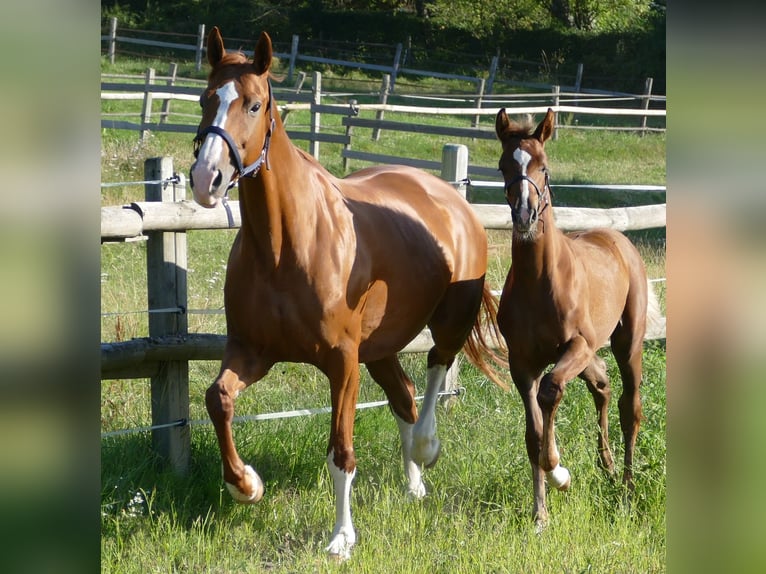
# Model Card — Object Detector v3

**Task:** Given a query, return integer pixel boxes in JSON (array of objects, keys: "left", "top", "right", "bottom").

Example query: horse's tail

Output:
[
  {"left": 645, "top": 279, "right": 665, "bottom": 340},
  {"left": 462, "top": 283, "right": 511, "bottom": 391}
]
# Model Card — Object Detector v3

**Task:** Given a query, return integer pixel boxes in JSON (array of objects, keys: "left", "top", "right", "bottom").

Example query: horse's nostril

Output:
[{"left": 213, "top": 170, "right": 223, "bottom": 189}]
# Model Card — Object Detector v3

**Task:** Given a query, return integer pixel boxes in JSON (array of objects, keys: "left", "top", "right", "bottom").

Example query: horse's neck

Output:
[
  {"left": 237, "top": 128, "right": 335, "bottom": 268},
  {"left": 511, "top": 212, "right": 565, "bottom": 284}
]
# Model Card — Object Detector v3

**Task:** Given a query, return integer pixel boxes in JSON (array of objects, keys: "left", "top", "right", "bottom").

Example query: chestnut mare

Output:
[
  {"left": 494, "top": 109, "right": 662, "bottom": 529},
  {"left": 189, "top": 27, "right": 503, "bottom": 559}
]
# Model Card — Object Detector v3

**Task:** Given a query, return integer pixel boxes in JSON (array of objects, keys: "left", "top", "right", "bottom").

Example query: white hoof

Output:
[
  {"left": 406, "top": 480, "right": 427, "bottom": 500},
  {"left": 225, "top": 465, "right": 264, "bottom": 503},
  {"left": 546, "top": 464, "right": 571, "bottom": 491},
  {"left": 325, "top": 528, "right": 356, "bottom": 561}
]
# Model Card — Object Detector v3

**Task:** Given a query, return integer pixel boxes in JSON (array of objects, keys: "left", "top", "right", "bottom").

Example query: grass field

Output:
[{"left": 101, "top": 62, "right": 666, "bottom": 573}]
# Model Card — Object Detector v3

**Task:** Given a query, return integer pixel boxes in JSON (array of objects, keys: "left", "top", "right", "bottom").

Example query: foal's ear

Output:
[
  {"left": 253, "top": 31, "right": 273, "bottom": 76},
  {"left": 495, "top": 108, "right": 511, "bottom": 140},
  {"left": 534, "top": 108, "right": 555, "bottom": 144},
  {"left": 207, "top": 26, "right": 225, "bottom": 67}
]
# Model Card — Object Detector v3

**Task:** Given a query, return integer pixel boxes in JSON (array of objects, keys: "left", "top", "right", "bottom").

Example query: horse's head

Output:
[
  {"left": 495, "top": 108, "right": 554, "bottom": 238},
  {"left": 190, "top": 27, "right": 275, "bottom": 208}
]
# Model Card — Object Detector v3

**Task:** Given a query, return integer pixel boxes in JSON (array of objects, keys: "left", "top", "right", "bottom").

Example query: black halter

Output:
[
  {"left": 192, "top": 81, "right": 276, "bottom": 226},
  {"left": 505, "top": 169, "right": 551, "bottom": 216}
]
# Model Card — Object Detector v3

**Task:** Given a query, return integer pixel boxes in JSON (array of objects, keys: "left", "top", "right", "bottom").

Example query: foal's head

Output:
[
  {"left": 190, "top": 27, "right": 275, "bottom": 207},
  {"left": 495, "top": 108, "right": 555, "bottom": 239}
]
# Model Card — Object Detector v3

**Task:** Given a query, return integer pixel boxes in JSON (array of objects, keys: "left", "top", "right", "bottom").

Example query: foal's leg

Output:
[
  {"left": 538, "top": 335, "right": 594, "bottom": 489},
  {"left": 365, "top": 357, "right": 425, "bottom": 498},
  {"left": 611, "top": 316, "right": 645, "bottom": 489},
  {"left": 579, "top": 356, "right": 616, "bottom": 474},
  {"left": 324, "top": 346, "right": 362, "bottom": 560},
  {"left": 206, "top": 341, "right": 273, "bottom": 503},
  {"left": 512, "top": 367, "right": 548, "bottom": 530}
]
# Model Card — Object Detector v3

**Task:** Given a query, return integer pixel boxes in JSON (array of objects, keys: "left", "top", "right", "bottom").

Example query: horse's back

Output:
[
  {"left": 568, "top": 227, "right": 648, "bottom": 342},
  {"left": 339, "top": 164, "right": 487, "bottom": 276}
]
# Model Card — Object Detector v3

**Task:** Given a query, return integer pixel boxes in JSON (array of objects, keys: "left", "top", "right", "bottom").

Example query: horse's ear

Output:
[
  {"left": 534, "top": 108, "right": 555, "bottom": 144},
  {"left": 207, "top": 26, "right": 225, "bottom": 67},
  {"left": 253, "top": 32, "right": 273, "bottom": 76},
  {"left": 495, "top": 108, "right": 511, "bottom": 140}
]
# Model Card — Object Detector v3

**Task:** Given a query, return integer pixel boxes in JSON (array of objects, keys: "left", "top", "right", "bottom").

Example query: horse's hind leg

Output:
[
  {"left": 611, "top": 298, "right": 647, "bottom": 489},
  {"left": 579, "top": 356, "right": 616, "bottom": 474},
  {"left": 206, "top": 341, "right": 272, "bottom": 503},
  {"left": 366, "top": 356, "right": 426, "bottom": 498},
  {"left": 411, "top": 351, "right": 448, "bottom": 468}
]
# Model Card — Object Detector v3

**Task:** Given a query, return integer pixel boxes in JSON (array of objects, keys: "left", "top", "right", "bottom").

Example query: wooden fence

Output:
[
  {"left": 101, "top": 68, "right": 665, "bottom": 173},
  {"left": 101, "top": 153, "right": 666, "bottom": 473}
]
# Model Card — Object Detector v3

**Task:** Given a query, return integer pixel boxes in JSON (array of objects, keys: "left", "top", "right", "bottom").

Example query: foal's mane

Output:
[{"left": 498, "top": 115, "right": 536, "bottom": 141}]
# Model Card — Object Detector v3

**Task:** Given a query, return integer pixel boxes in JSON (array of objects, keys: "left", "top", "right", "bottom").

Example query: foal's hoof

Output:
[{"left": 225, "top": 465, "right": 264, "bottom": 504}]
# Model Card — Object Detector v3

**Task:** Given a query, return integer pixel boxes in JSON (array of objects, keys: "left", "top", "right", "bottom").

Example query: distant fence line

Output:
[
  {"left": 101, "top": 18, "right": 666, "bottom": 101},
  {"left": 101, "top": 68, "right": 665, "bottom": 178}
]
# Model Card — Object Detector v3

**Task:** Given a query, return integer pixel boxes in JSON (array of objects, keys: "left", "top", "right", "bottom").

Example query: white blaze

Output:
[
  {"left": 513, "top": 147, "right": 533, "bottom": 223},
  {"left": 198, "top": 81, "right": 239, "bottom": 164}
]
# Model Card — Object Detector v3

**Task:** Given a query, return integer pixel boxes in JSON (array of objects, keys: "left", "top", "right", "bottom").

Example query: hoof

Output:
[
  {"left": 325, "top": 529, "right": 355, "bottom": 561},
  {"left": 406, "top": 481, "right": 427, "bottom": 500},
  {"left": 225, "top": 465, "right": 264, "bottom": 504},
  {"left": 546, "top": 464, "right": 571, "bottom": 491}
]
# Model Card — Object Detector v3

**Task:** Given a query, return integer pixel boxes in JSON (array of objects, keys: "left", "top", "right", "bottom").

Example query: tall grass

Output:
[{"left": 101, "top": 63, "right": 665, "bottom": 572}]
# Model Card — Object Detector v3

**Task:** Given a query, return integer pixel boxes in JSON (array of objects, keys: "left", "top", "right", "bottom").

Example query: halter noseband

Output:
[
  {"left": 505, "top": 169, "right": 551, "bottom": 217},
  {"left": 193, "top": 80, "right": 276, "bottom": 191}
]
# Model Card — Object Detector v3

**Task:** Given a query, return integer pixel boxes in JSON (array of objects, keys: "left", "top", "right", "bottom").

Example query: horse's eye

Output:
[{"left": 249, "top": 102, "right": 262, "bottom": 114}]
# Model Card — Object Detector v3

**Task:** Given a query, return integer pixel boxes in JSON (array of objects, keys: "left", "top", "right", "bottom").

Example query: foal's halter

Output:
[
  {"left": 193, "top": 81, "right": 276, "bottom": 225},
  {"left": 505, "top": 168, "right": 551, "bottom": 220}
]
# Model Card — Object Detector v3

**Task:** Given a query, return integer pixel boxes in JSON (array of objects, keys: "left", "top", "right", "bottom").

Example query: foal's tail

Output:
[{"left": 462, "top": 283, "right": 511, "bottom": 391}]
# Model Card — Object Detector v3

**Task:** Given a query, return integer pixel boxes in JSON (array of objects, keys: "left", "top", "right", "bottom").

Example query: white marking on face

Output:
[
  {"left": 512, "top": 147, "right": 532, "bottom": 206},
  {"left": 198, "top": 81, "right": 239, "bottom": 162}
]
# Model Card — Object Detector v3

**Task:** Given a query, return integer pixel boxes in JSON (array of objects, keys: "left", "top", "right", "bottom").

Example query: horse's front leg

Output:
[
  {"left": 538, "top": 335, "right": 594, "bottom": 490},
  {"left": 324, "top": 346, "right": 361, "bottom": 560},
  {"left": 206, "top": 344, "right": 272, "bottom": 503},
  {"left": 511, "top": 366, "right": 548, "bottom": 531}
]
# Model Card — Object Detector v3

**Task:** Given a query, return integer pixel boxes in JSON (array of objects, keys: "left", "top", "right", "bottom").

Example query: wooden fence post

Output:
[
  {"left": 140, "top": 68, "right": 156, "bottom": 141},
  {"left": 486, "top": 52, "right": 499, "bottom": 94},
  {"left": 108, "top": 17, "right": 118, "bottom": 64},
  {"left": 160, "top": 62, "right": 178, "bottom": 125},
  {"left": 440, "top": 144, "right": 469, "bottom": 401},
  {"left": 145, "top": 157, "right": 190, "bottom": 475},
  {"left": 288, "top": 35, "right": 300, "bottom": 84},
  {"left": 552, "top": 85, "right": 560, "bottom": 141},
  {"left": 573, "top": 63, "right": 583, "bottom": 108},
  {"left": 473, "top": 78, "right": 486, "bottom": 131},
  {"left": 641, "top": 77, "right": 654, "bottom": 137},
  {"left": 195, "top": 24, "right": 206, "bottom": 72},
  {"left": 373, "top": 74, "right": 391, "bottom": 141},
  {"left": 390, "top": 43, "right": 403, "bottom": 92},
  {"left": 309, "top": 71, "right": 322, "bottom": 160}
]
